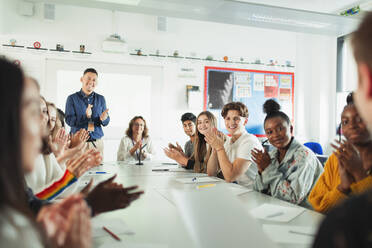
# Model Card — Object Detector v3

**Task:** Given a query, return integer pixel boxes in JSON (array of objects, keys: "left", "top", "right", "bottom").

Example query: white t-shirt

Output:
[
  {"left": 0, "top": 208, "right": 43, "bottom": 248},
  {"left": 224, "top": 130, "right": 263, "bottom": 186}
]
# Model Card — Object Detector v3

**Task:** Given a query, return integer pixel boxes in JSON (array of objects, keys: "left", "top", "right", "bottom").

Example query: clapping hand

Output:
[
  {"left": 37, "top": 194, "right": 91, "bottom": 248},
  {"left": 100, "top": 109, "right": 109, "bottom": 122},
  {"left": 331, "top": 139, "right": 366, "bottom": 181},
  {"left": 50, "top": 128, "right": 69, "bottom": 157},
  {"left": 70, "top": 129, "right": 90, "bottom": 148},
  {"left": 66, "top": 149, "right": 102, "bottom": 178},
  {"left": 86, "top": 104, "right": 93, "bottom": 119},
  {"left": 251, "top": 148, "right": 271, "bottom": 173},
  {"left": 85, "top": 175, "right": 144, "bottom": 215},
  {"left": 204, "top": 128, "right": 224, "bottom": 150}
]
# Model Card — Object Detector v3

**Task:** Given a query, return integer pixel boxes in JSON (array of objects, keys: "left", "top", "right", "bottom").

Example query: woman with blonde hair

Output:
[{"left": 165, "top": 111, "right": 222, "bottom": 173}]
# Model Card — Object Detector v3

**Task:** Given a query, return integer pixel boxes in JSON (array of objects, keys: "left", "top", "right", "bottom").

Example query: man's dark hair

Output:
[
  {"left": 84, "top": 68, "right": 98, "bottom": 76},
  {"left": 181, "top": 113, "right": 196, "bottom": 123}
]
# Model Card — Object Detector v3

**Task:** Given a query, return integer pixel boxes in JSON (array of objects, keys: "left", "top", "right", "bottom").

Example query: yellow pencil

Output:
[{"left": 197, "top": 184, "right": 216, "bottom": 189}]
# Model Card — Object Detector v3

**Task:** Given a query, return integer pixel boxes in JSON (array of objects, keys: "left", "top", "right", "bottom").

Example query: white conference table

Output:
[{"left": 83, "top": 161, "right": 324, "bottom": 248}]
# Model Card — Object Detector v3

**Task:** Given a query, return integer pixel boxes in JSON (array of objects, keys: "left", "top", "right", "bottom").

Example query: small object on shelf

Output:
[
  {"left": 173, "top": 50, "right": 179, "bottom": 57},
  {"left": 240, "top": 57, "right": 244, "bottom": 62},
  {"left": 136, "top": 49, "right": 143, "bottom": 56},
  {"left": 223, "top": 56, "right": 228, "bottom": 62},
  {"left": 33, "top": 41, "right": 41, "bottom": 49},
  {"left": 254, "top": 58, "right": 261, "bottom": 64},
  {"left": 56, "top": 44, "right": 64, "bottom": 51},
  {"left": 206, "top": 55, "right": 213, "bottom": 60},
  {"left": 80, "top": 44, "right": 85, "bottom": 53},
  {"left": 10, "top": 39, "right": 17, "bottom": 46}
]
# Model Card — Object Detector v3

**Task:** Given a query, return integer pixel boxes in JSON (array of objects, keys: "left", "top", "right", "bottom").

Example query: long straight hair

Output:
[
  {"left": 0, "top": 59, "right": 29, "bottom": 213},
  {"left": 194, "top": 111, "right": 217, "bottom": 173}
]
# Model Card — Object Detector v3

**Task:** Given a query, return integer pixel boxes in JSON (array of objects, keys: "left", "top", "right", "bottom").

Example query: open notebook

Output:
[{"left": 172, "top": 184, "right": 277, "bottom": 248}]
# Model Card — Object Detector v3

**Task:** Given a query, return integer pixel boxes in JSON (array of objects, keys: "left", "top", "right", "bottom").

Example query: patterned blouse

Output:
[{"left": 253, "top": 138, "right": 324, "bottom": 207}]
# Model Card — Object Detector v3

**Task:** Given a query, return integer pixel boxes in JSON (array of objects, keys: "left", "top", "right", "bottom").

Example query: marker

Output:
[
  {"left": 197, "top": 184, "right": 216, "bottom": 189},
  {"left": 103, "top": 226, "right": 121, "bottom": 241},
  {"left": 289, "top": 230, "right": 315, "bottom": 237},
  {"left": 265, "top": 212, "right": 284, "bottom": 218}
]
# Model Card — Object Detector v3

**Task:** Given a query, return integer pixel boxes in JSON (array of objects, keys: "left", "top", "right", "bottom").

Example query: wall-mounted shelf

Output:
[
  {"left": 26, "top": 47, "right": 48, "bottom": 51},
  {"left": 72, "top": 51, "right": 92, "bottom": 54},
  {"left": 2, "top": 44, "right": 24, "bottom": 48},
  {"left": 49, "top": 49, "right": 71, "bottom": 52}
]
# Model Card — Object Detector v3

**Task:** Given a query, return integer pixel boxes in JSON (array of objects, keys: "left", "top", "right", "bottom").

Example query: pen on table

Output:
[
  {"left": 103, "top": 226, "right": 121, "bottom": 241},
  {"left": 265, "top": 211, "right": 284, "bottom": 218},
  {"left": 89, "top": 171, "right": 107, "bottom": 174},
  {"left": 289, "top": 230, "right": 315, "bottom": 237},
  {"left": 152, "top": 169, "right": 169, "bottom": 171},
  {"left": 197, "top": 184, "right": 216, "bottom": 189}
]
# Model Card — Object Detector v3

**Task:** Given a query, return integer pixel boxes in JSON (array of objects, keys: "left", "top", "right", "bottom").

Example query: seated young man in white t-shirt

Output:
[{"left": 206, "top": 102, "right": 263, "bottom": 186}]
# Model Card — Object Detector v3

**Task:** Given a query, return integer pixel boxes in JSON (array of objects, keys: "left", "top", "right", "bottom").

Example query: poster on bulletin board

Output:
[{"left": 204, "top": 66, "right": 294, "bottom": 137}]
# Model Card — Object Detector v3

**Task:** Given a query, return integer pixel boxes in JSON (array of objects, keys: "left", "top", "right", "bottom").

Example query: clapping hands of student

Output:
[
  {"left": 251, "top": 148, "right": 271, "bottom": 173},
  {"left": 56, "top": 129, "right": 89, "bottom": 164},
  {"left": 100, "top": 109, "right": 109, "bottom": 121},
  {"left": 84, "top": 175, "right": 144, "bottom": 215},
  {"left": 70, "top": 129, "right": 90, "bottom": 148},
  {"left": 204, "top": 128, "right": 224, "bottom": 150},
  {"left": 66, "top": 149, "right": 102, "bottom": 178},
  {"left": 37, "top": 194, "right": 91, "bottom": 248},
  {"left": 168, "top": 142, "right": 184, "bottom": 155},
  {"left": 50, "top": 128, "right": 69, "bottom": 157},
  {"left": 332, "top": 139, "right": 367, "bottom": 181}
]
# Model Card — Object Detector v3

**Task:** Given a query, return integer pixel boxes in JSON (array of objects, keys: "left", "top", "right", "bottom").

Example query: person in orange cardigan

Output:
[{"left": 309, "top": 93, "right": 372, "bottom": 213}]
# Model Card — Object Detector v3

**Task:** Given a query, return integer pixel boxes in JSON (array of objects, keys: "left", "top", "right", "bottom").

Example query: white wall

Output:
[{"left": 0, "top": 0, "right": 338, "bottom": 158}]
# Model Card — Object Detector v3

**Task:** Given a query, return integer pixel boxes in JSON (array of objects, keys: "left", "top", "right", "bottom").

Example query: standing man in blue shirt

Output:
[{"left": 65, "top": 68, "right": 109, "bottom": 159}]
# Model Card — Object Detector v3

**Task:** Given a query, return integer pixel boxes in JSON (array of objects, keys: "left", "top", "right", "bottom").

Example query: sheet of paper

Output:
[
  {"left": 174, "top": 177, "right": 220, "bottom": 184},
  {"left": 262, "top": 224, "right": 317, "bottom": 245},
  {"left": 151, "top": 164, "right": 179, "bottom": 169},
  {"left": 228, "top": 185, "right": 253, "bottom": 196},
  {"left": 98, "top": 241, "right": 168, "bottom": 248},
  {"left": 249, "top": 203, "right": 305, "bottom": 222},
  {"left": 92, "top": 218, "right": 135, "bottom": 238}
]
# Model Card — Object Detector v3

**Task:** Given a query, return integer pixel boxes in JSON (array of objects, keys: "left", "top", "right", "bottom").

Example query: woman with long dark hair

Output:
[{"left": 0, "top": 58, "right": 91, "bottom": 247}]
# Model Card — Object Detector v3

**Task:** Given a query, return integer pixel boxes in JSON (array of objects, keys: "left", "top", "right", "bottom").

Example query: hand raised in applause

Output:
[
  {"left": 100, "top": 109, "right": 109, "bottom": 122},
  {"left": 85, "top": 175, "right": 144, "bottom": 215},
  {"left": 251, "top": 148, "right": 271, "bottom": 173},
  {"left": 86, "top": 104, "right": 93, "bottom": 119}
]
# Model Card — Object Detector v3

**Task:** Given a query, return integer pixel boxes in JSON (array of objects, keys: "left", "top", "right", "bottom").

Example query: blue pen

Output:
[{"left": 90, "top": 171, "right": 107, "bottom": 174}]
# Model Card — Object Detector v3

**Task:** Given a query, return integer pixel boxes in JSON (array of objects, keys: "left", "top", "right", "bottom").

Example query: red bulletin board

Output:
[{"left": 204, "top": 66, "right": 294, "bottom": 137}]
